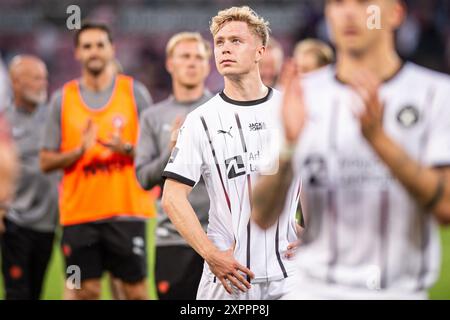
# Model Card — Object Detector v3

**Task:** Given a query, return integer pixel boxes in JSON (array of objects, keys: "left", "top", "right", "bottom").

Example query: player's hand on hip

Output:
[
  {"left": 206, "top": 245, "right": 255, "bottom": 294},
  {"left": 169, "top": 116, "right": 184, "bottom": 150},
  {"left": 349, "top": 70, "right": 385, "bottom": 142},
  {"left": 281, "top": 59, "right": 307, "bottom": 145},
  {"left": 285, "top": 240, "right": 301, "bottom": 259}
]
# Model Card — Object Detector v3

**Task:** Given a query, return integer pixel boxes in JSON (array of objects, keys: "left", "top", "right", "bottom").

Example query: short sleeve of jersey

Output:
[
  {"left": 162, "top": 113, "right": 204, "bottom": 187},
  {"left": 423, "top": 81, "right": 450, "bottom": 167}
]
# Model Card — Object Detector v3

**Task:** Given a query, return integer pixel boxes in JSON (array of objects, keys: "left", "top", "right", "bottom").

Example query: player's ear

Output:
[
  {"left": 255, "top": 45, "right": 266, "bottom": 64},
  {"left": 390, "top": 0, "right": 406, "bottom": 30},
  {"left": 74, "top": 46, "right": 81, "bottom": 62},
  {"left": 166, "top": 57, "right": 174, "bottom": 75},
  {"left": 205, "top": 61, "right": 211, "bottom": 76}
]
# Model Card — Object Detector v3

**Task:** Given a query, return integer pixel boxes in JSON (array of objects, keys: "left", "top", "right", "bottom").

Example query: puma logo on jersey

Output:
[
  {"left": 225, "top": 155, "right": 246, "bottom": 179},
  {"left": 217, "top": 126, "right": 233, "bottom": 138}
]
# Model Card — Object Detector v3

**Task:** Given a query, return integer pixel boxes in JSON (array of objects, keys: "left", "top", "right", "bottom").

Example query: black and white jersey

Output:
[
  {"left": 163, "top": 88, "right": 301, "bottom": 283},
  {"left": 294, "top": 62, "right": 450, "bottom": 294}
]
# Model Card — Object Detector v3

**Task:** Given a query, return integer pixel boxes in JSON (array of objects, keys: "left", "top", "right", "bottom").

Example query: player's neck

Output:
[
  {"left": 172, "top": 81, "right": 205, "bottom": 103},
  {"left": 336, "top": 44, "right": 402, "bottom": 84},
  {"left": 81, "top": 69, "right": 115, "bottom": 92},
  {"left": 223, "top": 72, "right": 268, "bottom": 102}
]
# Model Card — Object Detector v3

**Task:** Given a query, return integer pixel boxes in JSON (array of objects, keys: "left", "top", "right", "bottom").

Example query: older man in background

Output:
[{"left": 0, "top": 55, "right": 58, "bottom": 300}]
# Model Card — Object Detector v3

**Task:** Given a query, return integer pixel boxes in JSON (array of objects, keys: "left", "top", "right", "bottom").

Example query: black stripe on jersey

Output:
[
  {"left": 417, "top": 213, "right": 431, "bottom": 291},
  {"left": 275, "top": 219, "right": 288, "bottom": 278},
  {"left": 200, "top": 116, "right": 232, "bottom": 213},
  {"left": 234, "top": 112, "right": 252, "bottom": 281},
  {"left": 246, "top": 220, "right": 251, "bottom": 282},
  {"left": 234, "top": 113, "right": 247, "bottom": 152},
  {"left": 379, "top": 190, "right": 390, "bottom": 289},
  {"left": 326, "top": 189, "right": 338, "bottom": 284},
  {"left": 220, "top": 87, "right": 273, "bottom": 106},
  {"left": 162, "top": 171, "right": 196, "bottom": 187}
]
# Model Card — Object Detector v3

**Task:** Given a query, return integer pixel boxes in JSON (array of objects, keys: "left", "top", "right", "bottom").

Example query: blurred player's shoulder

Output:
[
  {"left": 301, "top": 65, "right": 336, "bottom": 91},
  {"left": 140, "top": 97, "right": 169, "bottom": 118},
  {"left": 402, "top": 62, "right": 450, "bottom": 90},
  {"left": 270, "top": 87, "right": 283, "bottom": 101},
  {"left": 186, "top": 93, "right": 222, "bottom": 117}
]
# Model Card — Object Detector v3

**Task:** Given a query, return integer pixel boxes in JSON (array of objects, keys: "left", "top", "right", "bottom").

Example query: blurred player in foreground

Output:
[
  {"left": 0, "top": 117, "right": 18, "bottom": 234},
  {"left": 253, "top": 0, "right": 450, "bottom": 299}
]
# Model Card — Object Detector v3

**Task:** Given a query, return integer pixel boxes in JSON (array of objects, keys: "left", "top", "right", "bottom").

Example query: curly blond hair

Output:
[{"left": 210, "top": 6, "right": 270, "bottom": 46}]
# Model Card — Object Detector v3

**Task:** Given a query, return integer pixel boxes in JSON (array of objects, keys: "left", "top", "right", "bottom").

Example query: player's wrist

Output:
[
  {"left": 203, "top": 246, "right": 220, "bottom": 264},
  {"left": 279, "top": 141, "right": 296, "bottom": 162},
  {"left": 122, "top": 142, "right": 133, "bottom": 156},
  {"left": 365, "top": 127, "right": 387, "bottom": 149},
  {"left": 76, "top": 145, "right": 85, "bottom": 158},
  {"left": 362, "top": 123, "right": 384, "bottom": 144}
]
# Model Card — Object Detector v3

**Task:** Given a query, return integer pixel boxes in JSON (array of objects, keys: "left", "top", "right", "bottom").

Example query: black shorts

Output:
[
  {"left": 155, "top": 245, "right": 204, "bottom": 300},
  {"left": 0, "top": 219, "right": 55, "bottom": 300},
  {"left": 61, "top": 219, "right": 147, "bottom": 283}
]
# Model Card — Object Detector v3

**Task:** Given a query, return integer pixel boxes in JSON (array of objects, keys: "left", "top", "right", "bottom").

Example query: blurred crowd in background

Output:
[{"left": 0, "top": 0, "right": 449, "bottom": 103}]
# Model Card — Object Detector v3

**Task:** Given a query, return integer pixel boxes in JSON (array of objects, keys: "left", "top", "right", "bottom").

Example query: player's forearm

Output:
[
  {"left": 135, "top": 149, "right": 171, "bottom": 190},
  {"left": 0, "top": 142, "right": 18, "bottom": 205},
  {"left": 369, "top": 130, "right": 450, "bottom": 223},
  {"left": 253, "top": 157, "right": 294, "bottom": 229},
  {"left": 161, "top": 183, "right": 219, "bottom": 260},
  {"left": 39, "top": 148, "right": 83, "bottom": 173}
]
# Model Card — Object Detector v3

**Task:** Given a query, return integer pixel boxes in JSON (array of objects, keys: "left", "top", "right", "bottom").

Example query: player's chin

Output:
[
  {"left": 181, "top": 80, "right": 201, "bottom": 89},
  {"left": 338, "top": 38, "right": 366, "bottom": 53},
  {"left": 87, "top": 65, "right": 105, "bottom": 76},
  {"left": 219, "top": 68, "right": 240, "bottom": 77}
]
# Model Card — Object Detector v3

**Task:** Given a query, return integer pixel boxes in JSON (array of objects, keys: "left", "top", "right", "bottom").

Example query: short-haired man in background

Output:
[
  {"left": 135, "top": 32, "right": 212, "bottom": 299},
  {"left": 40, "top": 23, "right": 155, "bottom": 300},
  {"left": 259, "top": 37, "right": 284, "bottom": 88},
  {"left": 293, "top": 38, "right": 334, "bottom": 74},
  {"left": 1, "top": 55, "right": 58, "bottom": 300}
]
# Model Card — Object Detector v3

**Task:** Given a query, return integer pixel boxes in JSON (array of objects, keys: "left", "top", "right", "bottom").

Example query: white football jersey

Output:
[
  {"left": 163, "top": 88, "right": 301, "bottom": 283},
  {"left": 293, "top": 62, "right": 450, "bottom": 295}
]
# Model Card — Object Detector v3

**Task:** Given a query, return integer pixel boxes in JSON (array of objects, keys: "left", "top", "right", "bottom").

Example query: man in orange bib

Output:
[{"left": 40, "top": 23, "right": 155, "bottom": 300}]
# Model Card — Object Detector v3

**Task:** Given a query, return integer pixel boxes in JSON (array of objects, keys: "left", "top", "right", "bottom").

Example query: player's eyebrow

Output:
[{"left": 215, "top": 34, "right": 243, "bottom": 42}]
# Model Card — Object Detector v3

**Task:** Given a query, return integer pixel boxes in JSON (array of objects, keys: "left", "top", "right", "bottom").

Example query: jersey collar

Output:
[
  {"left": 333, "top": 61, "right": 407, "bottom": 86},
  {"left": 219, "top": 87, "right": 273, "bottom": 106}
]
